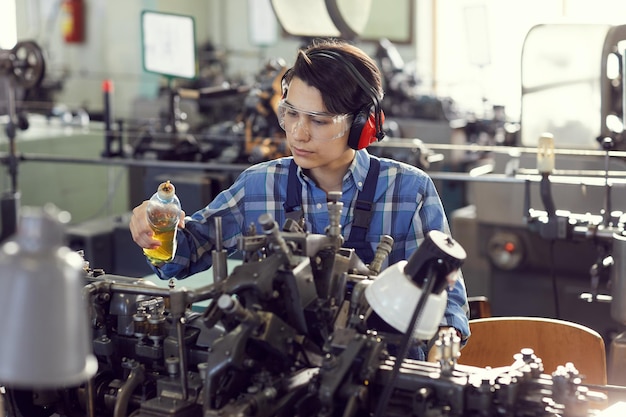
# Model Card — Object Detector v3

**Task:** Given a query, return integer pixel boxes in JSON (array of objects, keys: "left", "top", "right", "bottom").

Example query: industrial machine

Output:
[
  {"left": 451, "top": 23, "right": 626, "bottom": 355},
  {"left": 2, "top": 17, "right": 626, "bottom": 415},
  {"left": 0, "top": 198, "right": 614, "bottom": 417},
  {"left": 126, "top": 58, "right": 288, "bottom": 166},
  {"left": 0, "top": 40, "right": 46, "bottom": 241}
]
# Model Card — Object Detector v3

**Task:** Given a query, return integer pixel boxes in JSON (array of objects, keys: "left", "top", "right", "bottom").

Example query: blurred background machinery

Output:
[{"left": 452, "top": 23, "right": 626, "bottom": 355}]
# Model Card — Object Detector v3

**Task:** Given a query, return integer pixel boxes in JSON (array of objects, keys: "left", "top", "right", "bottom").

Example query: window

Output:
[
  {"left": 0, "top": 0, "right": 17, "bottom": 50},
  {"left": 435, "top": 0, "right": 626, "bottom": 120}
]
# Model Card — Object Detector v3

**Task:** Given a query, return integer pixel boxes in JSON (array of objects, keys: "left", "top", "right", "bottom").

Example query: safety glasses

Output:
[{"left": 277, "top": 99, "right": 351, "bottom": 141}]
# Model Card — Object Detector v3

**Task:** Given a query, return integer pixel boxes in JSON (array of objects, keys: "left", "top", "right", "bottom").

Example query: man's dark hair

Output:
[{"left": 282, "top": 39, "right": 384, "bottom": 116}]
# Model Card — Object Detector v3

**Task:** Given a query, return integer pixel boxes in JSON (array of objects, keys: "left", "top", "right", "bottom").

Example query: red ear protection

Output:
[{"left": 348, "top": 106, "right": 386, "bottom": 150}]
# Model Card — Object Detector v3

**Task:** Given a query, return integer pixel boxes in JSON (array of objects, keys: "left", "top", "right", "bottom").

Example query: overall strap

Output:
[
  {"left": 284, "top": 157, "right": 381, "bottom": 262},
  {"left": 284, "top": 160, "right": 303, "bottom": 221},
  {"left": 346, "top": 157, "right": 380, "bottom": 244}
]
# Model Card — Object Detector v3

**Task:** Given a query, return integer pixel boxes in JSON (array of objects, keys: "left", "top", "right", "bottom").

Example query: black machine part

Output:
[
  {"left": 0, "top": 40, "right": 45, "bottom": 89},
  {"left": 0, "top": 211, "right": 613, "bottom": 417}
]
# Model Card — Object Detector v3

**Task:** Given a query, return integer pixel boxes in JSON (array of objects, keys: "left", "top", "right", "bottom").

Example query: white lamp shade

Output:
[
  {"left": 365, "top": 260, "right": 447, "bottom": 341},
  {"left": 0, "top": 205, "right": 97, "bottom": 388}
]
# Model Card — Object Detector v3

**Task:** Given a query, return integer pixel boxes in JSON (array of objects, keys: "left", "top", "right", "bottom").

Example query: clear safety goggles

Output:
[{"left": 277, "top": 99, "right": 351, "bottom": 141}]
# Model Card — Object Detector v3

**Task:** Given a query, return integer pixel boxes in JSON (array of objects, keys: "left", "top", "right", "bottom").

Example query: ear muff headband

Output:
[{"left": 307, "top": 50, "right": 385, "bottom": 150}]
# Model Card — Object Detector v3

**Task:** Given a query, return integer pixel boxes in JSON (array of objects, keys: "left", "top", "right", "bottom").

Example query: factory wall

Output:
[
  {"left": 13, "top": 0, "right": 419, "bottom": 118},
  {"left": 6, "top": 0, "right": 420, "bottom": 228}
]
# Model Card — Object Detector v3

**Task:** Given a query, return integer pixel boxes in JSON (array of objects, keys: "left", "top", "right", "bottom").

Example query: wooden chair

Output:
[
  {"left": 467, "top": 295, "right": 492, "bottom": 319},
  {"left": 457, "top": 316, "right": 607, "bottom": 385}
]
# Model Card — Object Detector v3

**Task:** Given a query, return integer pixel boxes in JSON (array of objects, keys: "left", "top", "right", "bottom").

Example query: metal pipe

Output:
[
  {"left": 4, "top": 146, "right": 626, "bottom": 187},
  {"left": 212, "top": 217, "right": 228, "bottom": 283},
  {"left": 371, "top": 139, "right": 626, "bottom": 158},
  {"left": 516, "top": 168, "right": 626, "bottom": 178},
  {"left": 85, "top": 376, "right": 96, "bottom": 417},
  {"left": 112, "top": 361, "right": 145, "bottom": 417},
  {"left": 176, "top": 316, "right": 189, "bottom": 400},
  {"left": 86, "top": 274, "right": 222, "bottom": 308},
  {"left": 108, "top": 282, "right": 172, "bottom": 297},
  {"left": 0, "top": 152, "right": 250, "bottom": 172},
  {"left": 9, "top": 139, "right": 626, "bottom": 168}
]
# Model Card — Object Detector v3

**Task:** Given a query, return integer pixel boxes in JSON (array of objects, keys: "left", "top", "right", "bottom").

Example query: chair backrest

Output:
[
  {"left": 457, "top": 316, "right": 607, "bottom": 385},
  {"left": 467, "top": 295, "right": 492, "bottom": 319}
]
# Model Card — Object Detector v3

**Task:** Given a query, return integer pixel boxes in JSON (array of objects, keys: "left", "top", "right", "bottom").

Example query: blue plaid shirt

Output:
[{"left": 154, "top": 149, "right": 470, "bottom": 348}]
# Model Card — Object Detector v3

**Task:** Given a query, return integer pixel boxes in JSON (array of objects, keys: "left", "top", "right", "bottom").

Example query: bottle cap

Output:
[{"left": 156, "top": 180, "right": 176, "bottom": 200}]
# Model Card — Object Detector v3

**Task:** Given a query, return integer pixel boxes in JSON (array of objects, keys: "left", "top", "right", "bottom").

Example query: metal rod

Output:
[
  {"left": 371, "top": 139, "right": 626, "bottom": 158},
  {"left": 429, "top": 171, "right": 626, "bottom": 186},
  {"left": 85, "top": 376, "right": 96, "bottom": 417},
  {"left": 212, "top": 217, "right": 228, "bottom": 283},
  {"left": 108, "top": 282, "right": 172, "bottom": 297},
  {"left": 5, "top": 80, "right": 17, "bottom": 195},
  {"left": 4, "top": 142, "right": 626, "bottom": 188},
  {"left": 176, "top": 316, "right": 189, "bottom": 400},
  {"left": 0, "top": 152, "right": 250, "bottom": 172},
  {"left": 516, "top": 168, "right": 626, "bottom": 178},
  {"left": 106, "top": 279, "right": 222, "bottom": 306},
  {"left": 604, "top": 147, "right": 612, "bottom": 227},
  {"left": 5, "top": 151, "right": 626, "bottom": 187},
  {"left": 584, "top": 383, "right": 626, "bottom": 393}
]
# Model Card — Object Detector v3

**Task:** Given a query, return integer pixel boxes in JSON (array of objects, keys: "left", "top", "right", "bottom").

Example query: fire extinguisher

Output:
[{"left": 61, "top": 0, "right": 85, "bottom": 43}]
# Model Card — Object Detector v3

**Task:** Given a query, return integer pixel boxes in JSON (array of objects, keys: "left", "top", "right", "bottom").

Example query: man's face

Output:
[{"left": 283, "top": 77, "right": 355, "bottom": 171}]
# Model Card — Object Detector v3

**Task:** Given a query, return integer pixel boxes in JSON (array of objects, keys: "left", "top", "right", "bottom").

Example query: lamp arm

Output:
[{"left": 373, "top": 262, "right": 439, "bottom": 417}]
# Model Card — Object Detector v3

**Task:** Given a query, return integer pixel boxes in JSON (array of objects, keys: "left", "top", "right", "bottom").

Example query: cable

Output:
[
  {"left": 549, "top": 239, "right": 561, "bottom": 319},
  {"left": 373, "top": 264, "right": 437, "bottom": 417}
]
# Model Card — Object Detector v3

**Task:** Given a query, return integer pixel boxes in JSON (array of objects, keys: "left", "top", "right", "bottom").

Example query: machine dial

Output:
[{"left": 486, "top": 231, "right": 524, "bottom": 270}]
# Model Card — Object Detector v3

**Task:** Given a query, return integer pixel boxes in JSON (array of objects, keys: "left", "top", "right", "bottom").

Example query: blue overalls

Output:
[{"left": 283, "top": 158, "right": 380, "bottom": 264}]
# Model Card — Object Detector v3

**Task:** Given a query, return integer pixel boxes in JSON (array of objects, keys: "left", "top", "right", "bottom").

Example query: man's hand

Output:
[{"left": 129, "top": 200, "right": 186, "bottom": 249}]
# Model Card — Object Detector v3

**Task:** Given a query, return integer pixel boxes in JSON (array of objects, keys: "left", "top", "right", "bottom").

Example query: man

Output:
[{"left": 130, "top": 39, "right": 470, "bottom": 360}]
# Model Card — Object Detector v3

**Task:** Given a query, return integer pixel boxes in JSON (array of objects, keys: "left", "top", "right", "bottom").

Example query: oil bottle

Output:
[{"left": 143, "top": 180, "right": 181, "bottom": 265}]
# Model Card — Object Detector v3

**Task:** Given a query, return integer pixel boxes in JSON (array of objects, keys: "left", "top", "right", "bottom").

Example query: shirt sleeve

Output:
[
  {"left": 441, "top": 271, "right": 471, "bottom": 343},
  {"left": 151, "top": 171, "right": 249, "bottom": 280},
  {"left": 413, "top": 173, "right": 471, "bottom": 343}
]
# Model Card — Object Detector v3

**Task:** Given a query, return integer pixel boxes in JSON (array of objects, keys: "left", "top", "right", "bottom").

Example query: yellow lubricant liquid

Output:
[
  {"left": 143, "top": 227, "right": 177, "bottom": 264},
  {"left": 143, "top": 180, "right": 181, "bottom": 265}
]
